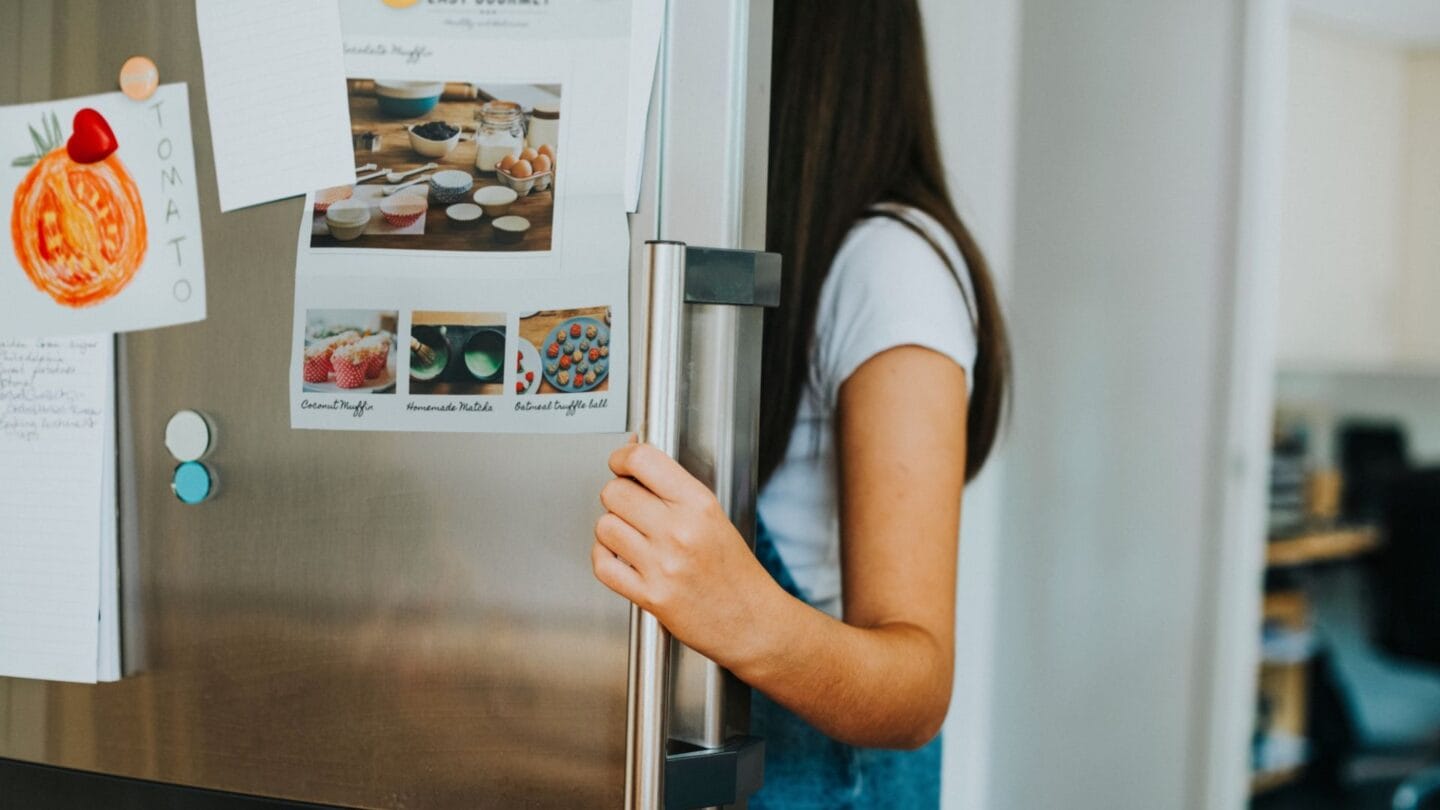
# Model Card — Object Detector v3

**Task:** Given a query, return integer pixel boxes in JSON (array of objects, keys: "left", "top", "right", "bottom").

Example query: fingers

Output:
[
  {"left": 594, "top": 512, "right": 650, "bottom": 572},
  {"left": 591, "top": 540, "right": 645, "bottom": 603},
  {"left": 608, "top": 442, "right": 708, "bottom": 504},
  {"left": 599, "top": 476, "right": 670, "bottom": 535}
]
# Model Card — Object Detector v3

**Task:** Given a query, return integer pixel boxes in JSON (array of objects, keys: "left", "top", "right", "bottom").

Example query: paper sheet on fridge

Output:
[
  {"left": 195, "top": 0, "right": 353, "bottom": 212},
  {"left": 0, "top": 85, "right": 205, "bottom": 338},
  {"left": 0, "top": 336, "right": 119, "bottom": 684},
  {"left": 625, "top": 0, "right": 665, "bottom": 210},
  {"left": 284, "top": 2, "right": 636, "bottom": 434}
]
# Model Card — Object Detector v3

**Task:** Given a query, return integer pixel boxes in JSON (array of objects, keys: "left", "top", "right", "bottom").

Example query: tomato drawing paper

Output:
[{"left": 0, "top": 85, "right": 206, "bottom": 337}]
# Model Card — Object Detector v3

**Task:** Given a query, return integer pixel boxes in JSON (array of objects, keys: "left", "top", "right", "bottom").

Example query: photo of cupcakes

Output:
[
  {"left": 354, "top": 333, "right": 392, "bottom": 379},
  {"left": 302, "top": 312, "right": 399, "bottom": 395},
  {"left": 330, "top": 343, "right": 370, "bottom": 389},
  {"left": 303, "top": 344, "right": 333, "bottom": 383}
]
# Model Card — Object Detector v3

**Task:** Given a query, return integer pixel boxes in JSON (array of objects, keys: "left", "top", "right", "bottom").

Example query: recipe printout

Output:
[
  {"left": 0, "top": 337, "right": 118, "bottom": 683},
  {"left": 195, "top": 0, "right": 355, "bottom": 212},
  {"left": 288, "top": 1, "right": 634, "bottom": 434},
  {"left": 0, "top": 86, "right": 206, "bottom": 337}
]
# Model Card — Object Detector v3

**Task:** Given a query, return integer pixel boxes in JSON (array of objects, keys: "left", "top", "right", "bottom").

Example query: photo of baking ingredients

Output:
[
  {"left": 409, "top": 311, "right": 508, "bottom": 396},
  {"left": 302, "top": 310, "right": 398, "bottom": 394},
  {"left": 310, "top": 80, "right": 559, "bottom": 253},
  {"left": 518, "top": 307, "right": 612, "bottom": 395}
]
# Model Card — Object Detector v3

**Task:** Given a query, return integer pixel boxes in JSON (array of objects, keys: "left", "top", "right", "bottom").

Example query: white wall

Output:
[
  {"left": 1278, "top": 22, "right": 1410, "bottom": 369},
  {"left": 918, "top": 2, "right": 1022, "bottom": 810},
  {"left": 992, "top": 2, "right": 1246, "bottom": 809},
  {"left": 1401, "top": 52, "right": 1440, "bottom": 363},
  {"left": 1292, "top": 0, "right": 1440, "bottom": 47}
]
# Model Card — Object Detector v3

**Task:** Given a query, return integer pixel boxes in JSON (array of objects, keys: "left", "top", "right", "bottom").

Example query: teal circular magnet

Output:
[{"left": 172, "top": 461, "right": 214, "bottom": 505}]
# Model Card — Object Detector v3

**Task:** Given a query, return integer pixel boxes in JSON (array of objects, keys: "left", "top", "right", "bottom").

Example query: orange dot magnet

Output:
[{"left": 119, "top": 56, "right": 159, "bottom": 101}]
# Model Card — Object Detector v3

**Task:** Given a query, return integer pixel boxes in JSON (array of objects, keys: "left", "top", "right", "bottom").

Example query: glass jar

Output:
[{"left": 474, "top": 100, "right": 524, "bottom": 172}]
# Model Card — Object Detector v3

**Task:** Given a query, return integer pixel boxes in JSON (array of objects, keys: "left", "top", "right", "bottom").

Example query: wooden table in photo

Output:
[
  {"left": 312, "top": 96, "right": 554, "bottom": 253},
  {"left": 518, "top": 307, "right": 612, "bottom": 395}
]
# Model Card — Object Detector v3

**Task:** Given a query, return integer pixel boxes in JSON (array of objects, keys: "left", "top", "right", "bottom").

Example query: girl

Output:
[{"left": 592, "top": 1, "right": 1010, "bottom": 805}]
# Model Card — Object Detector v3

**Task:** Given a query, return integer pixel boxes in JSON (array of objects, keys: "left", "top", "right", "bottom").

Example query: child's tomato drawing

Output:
[{"left": 10, "top": 108, "right": 147, "bottom": 308}]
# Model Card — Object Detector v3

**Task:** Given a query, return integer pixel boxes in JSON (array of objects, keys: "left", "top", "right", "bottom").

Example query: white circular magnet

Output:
[{"left": 164, "top": 409, "right": 212, "bottom": 462}]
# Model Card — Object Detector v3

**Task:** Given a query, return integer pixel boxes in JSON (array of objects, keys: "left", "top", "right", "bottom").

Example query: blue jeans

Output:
[{"left": 749, "top": 522, "right": 942, "bottom": 809}]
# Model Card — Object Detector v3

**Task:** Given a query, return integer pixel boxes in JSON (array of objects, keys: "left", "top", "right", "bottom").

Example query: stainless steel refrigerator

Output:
[{"left": 0, "top": 1, "right": 775, "bottom": 807}]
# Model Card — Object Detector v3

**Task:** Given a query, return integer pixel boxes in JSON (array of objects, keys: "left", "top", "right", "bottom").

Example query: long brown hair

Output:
[{"left": 761, "top": 0, "right": 1011, "bottom": 485}]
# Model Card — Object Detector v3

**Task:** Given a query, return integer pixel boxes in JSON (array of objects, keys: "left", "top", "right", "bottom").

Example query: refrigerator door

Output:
[
  {"left": 1, "top": 1, "right": 634, "bottom": 807},
  {"left": 0, "top": 2, "right": 768, "bottom": 810}
]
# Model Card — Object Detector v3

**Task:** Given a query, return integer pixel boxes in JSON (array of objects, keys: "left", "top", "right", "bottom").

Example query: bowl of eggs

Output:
[{"left": 493, "top": 145, "right": 555, "bottom": 197}]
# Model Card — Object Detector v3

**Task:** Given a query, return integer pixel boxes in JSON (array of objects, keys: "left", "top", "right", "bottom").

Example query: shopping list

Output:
[
  {"left": 0, "top": 336, "right": 117, "bottom": 683},
  {"left": 0, "top": 85, "right": 206, "bottom": 337},
  {"left": 195, "top": 0, "right": 354, "bottom": 212},
  {"left": 287, "top": 1, "right": 636, "bottom": 434}
]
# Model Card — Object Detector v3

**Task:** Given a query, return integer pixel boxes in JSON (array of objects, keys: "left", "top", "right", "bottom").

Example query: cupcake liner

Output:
[
  {"left": 333, "top": 359, "right": 368, "bottom": 389},
  {"left": 303, "top": 354, "right": 332, "bottom": 383},
  {"left": 364, "top": 347, "right": 388, "bottom": 379}
]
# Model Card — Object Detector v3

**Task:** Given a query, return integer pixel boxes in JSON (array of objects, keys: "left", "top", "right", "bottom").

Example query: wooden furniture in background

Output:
[
  {"left": 1252, "top": 590, "right": 1313, "bottom": 797},
  {"left": 1266, "top": 525, "right": 1381, "bottom": 568}
]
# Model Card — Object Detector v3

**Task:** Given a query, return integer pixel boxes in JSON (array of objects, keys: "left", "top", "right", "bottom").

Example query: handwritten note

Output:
[
  {"left": 196, "top": 0, "right": 354, "bottom": 211},
  {"left": 0, "top": 336, "right": 114, "bottom": 683}
]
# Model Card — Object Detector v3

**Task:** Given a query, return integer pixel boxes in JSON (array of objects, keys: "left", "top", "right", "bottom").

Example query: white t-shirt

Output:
[{"left": 755, "top": 205, "right": 979, "bottom": 618}]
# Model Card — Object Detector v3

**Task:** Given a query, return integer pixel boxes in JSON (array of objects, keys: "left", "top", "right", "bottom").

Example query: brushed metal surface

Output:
[
  {"left": 671, "top": 304, "right": 765, "bottom": 754},
  {"left": 627, "top": 242, "right": 687, "bottom": 809},
  {"left": 656, "top": 6, "right": 773, "bottom": 810},
  {"left": 0, "top": 1, "right": 649, "bottom": 807},
  {"left": 0, "top": 0, "right": 774, "bottom": 807}
]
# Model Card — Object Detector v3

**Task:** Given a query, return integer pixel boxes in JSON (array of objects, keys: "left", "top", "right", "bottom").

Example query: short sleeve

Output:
[{"left": 812, "top": 213, "right": 979, "bottom": 406}]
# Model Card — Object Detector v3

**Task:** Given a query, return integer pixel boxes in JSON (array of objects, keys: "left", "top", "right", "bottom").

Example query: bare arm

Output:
[{"left": 592, "top": 345, "right": 968, "bottom": 748}]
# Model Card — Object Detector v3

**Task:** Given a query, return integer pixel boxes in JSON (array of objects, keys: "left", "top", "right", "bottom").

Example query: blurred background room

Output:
[
  {"left": 1, "top": 2, "right": 1434, "bottom": 809},
  {"left": 923, "top": 1, "right": 1440, "bottom": 809}
]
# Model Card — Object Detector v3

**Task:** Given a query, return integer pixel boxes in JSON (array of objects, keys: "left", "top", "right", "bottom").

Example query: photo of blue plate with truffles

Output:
[{"left": 519, "top": 307, "right": 612, "bottom": 395}]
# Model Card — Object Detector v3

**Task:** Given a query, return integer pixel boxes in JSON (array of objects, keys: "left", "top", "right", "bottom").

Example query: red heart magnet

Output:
[{"left": 66, "top": 108, "right": 118, "bottom": 164}]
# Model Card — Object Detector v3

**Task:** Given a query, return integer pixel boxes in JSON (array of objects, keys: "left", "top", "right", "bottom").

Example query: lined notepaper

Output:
[
  {"left": 195, "top": 0, "right": 353, "bottom": 211},
  {"left": 0, "top": 337, "right": 113, "bottom": 683}
]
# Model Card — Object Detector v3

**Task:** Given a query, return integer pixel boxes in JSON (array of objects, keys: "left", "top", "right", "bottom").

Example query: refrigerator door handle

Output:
[
  {"left": 628, "top": 240, "right": 688, "bottom": 810},
  {"left": 629, "top": 241, "right": 780, "bottom": 810}
]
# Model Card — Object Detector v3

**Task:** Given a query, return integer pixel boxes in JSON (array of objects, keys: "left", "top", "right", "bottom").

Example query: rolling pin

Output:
[{"left": 348, "top": 80, "right": 476, "bottom": 101}]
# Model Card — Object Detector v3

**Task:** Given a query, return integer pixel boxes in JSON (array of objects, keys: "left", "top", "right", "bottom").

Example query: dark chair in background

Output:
[
  {"left": 1340, "top": 422, "right": 1410, "bottom": 524},
  {"left": 1374, "top": 467, "right": 1440, "bottom": 810}
]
